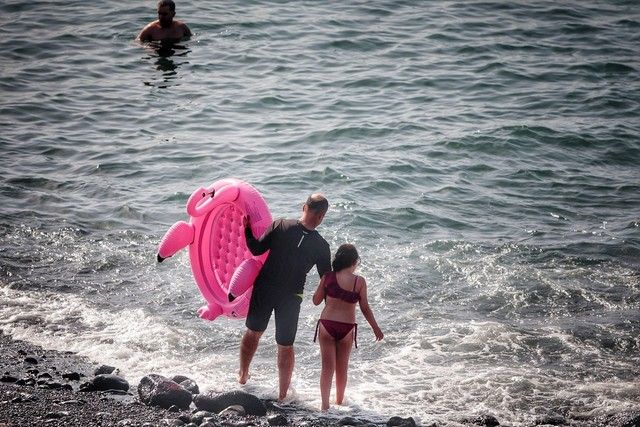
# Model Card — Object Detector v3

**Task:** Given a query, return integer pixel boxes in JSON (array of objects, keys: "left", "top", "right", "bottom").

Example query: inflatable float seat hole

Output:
[{"left": 210, "top": 205, "right": 250, "bottom": 290}]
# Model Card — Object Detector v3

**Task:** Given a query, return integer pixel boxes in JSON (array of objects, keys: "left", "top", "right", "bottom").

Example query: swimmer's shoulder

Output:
[
  {"left": 175, "top": 20, "right": 192, "bottom": 37},
  {"left": 137, "top": 20, "right": 161, "bottom": 41}
]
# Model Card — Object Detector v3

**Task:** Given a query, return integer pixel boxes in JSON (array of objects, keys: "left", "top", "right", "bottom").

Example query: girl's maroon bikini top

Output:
[{"left": 324, "top": 272, "right": 360, "bottom": 303}]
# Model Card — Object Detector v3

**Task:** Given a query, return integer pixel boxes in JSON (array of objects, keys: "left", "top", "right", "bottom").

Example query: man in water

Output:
[
  {"left": 137, "top": 0, "right": 191, "bottom": 42},
  {"left": 239, "top": 194, "right": 331, "bottom": 401}
]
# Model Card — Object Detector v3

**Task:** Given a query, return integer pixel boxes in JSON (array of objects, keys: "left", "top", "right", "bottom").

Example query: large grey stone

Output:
[
  {"left": 193, "top": 390, "right": 266, "bottom": 416},
  {"left": 171, "top": 375, "right": 200, "bottom": 395},
  {"left": 387, "top": 417, "right": 417, "bottom": 427},
  {"left": 94, "top": 365, "right": 117, "bottom": 375},
  {"left": 339, "top": 417, "right": 364, "bottom": 426},
  {"left": 138, "top": 374, "right": 192, "bottom": 410},
  {"left": 93, "top": 374, "right": 129, "bottom": 392},
  {"left": 80, "top": 374, "right": 129, "bottom": 392}
]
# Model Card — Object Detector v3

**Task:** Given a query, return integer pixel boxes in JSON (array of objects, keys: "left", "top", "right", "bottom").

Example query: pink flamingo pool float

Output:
[{"left": 157, "top": 178, "right": 272, "bottom": 321}]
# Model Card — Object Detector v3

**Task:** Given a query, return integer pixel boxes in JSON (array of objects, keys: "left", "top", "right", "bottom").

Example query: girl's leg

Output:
[
  {"left": 318, "top": 325, "right": 336, "bottom": 411},
  {"left": 335, "top": 330, "right": 354, "bottom": 405}
]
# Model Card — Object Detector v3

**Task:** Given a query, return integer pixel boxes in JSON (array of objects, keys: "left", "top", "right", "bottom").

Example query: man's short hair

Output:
[
  {"left": 158, "top": 0, "right": 176, "bottom": 11},
  {"left": 305, "top": 193, "right": 329, "bottom": 214}
]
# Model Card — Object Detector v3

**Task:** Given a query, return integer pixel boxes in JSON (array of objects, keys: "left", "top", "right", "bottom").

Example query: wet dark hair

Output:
[
  {"left": 305, "top": 194, "right": 328, "bottom": 214},
  {"left": 332, "top": 244, "right": 360, "bottom": 272},
  {"left": 158, "top": 0, "right": 176, "bottom": 11}
]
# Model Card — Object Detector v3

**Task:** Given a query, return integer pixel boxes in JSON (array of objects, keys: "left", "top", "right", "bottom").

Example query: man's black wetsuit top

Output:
[
  {"left": 244, "top": 218, "right": 331, "bottom": 345},
  {"left": 244, "top": 218, "right": 331, "bottom": 295}
]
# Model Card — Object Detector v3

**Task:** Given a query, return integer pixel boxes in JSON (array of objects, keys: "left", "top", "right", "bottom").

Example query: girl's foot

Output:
[{"left": 238, "top": 371, "right": 251, "bottom": 384}]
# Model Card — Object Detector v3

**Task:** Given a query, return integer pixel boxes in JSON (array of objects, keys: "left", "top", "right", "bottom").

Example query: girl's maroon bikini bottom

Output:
[{"left": 314, "top": 319, "right": 358, "bottom": 348}]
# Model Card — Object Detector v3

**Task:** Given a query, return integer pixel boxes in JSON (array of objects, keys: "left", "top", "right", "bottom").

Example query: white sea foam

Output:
[
  {"left": 8, "top": 206, "right": 640, "bottom": 421},
  {"left": 2, "top": 221, "right": 639, "bottom": 426},
  {"left": 2, "top": 273, "right": 639, "bottom": 426},
  {"left": 0, "top": 285, "right": 234, "bottom": 388}
]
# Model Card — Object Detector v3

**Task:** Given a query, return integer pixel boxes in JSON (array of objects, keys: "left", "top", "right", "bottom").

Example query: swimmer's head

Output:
[{"left": 157, "top": 0, "right": 176, "bottom": 27}]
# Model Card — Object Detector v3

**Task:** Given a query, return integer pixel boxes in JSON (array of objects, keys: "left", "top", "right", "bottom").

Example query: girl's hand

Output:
[{"left": 373, "top": 327, "right": 384, "bottom": 341}]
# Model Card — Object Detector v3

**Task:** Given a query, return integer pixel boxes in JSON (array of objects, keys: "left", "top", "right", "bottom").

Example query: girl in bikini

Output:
[{"left": 312, "top": 243, "right": 384, "bottom": 411}]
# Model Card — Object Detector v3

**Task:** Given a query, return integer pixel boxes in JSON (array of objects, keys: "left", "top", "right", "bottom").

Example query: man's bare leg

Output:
[
  {"left": 277, "top": 344, "right": 295, "bottom": 401},
  {"left": 239, "top": 329, "right": 262, "bottom": 384}
]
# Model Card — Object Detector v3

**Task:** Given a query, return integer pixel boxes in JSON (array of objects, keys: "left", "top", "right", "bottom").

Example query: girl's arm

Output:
[
  {"left": 312, "top": 274, "right": 327, "bottom": 306},
  {"left": 358, "top": 278, "right": 384, "bottom": 341}
]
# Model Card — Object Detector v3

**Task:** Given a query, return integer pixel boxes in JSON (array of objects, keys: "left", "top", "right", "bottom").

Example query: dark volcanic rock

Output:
[
  {"left": 592, "top": 411, "right": 640, "bottom": 427},
  {"left": 62, "top": 372, "right": 82, "bottom": 381},
  {"left": 45, "top": 410, "right": 69, "bottom": 419},
  {"left": 179, "top": 378, "right": 199, "bottom": 395},
  {"left": 0, "top": 331, "right": 177, "bottom": 426},
  {"left": 94, "top": 365, "right": 117, "bottom": 375},
  {"left": 340, "top": 416, "right": 365, "bottom": 425},
  {"left": 535, "top": 414, "right": 565, "bottom": 425},
  {"left": 268, "top": 414, "right": 289, "bottom": 426},
  {"left": 93, "top": 374, "right": 130, "bottom": 391},
  {"left": 219, "top": 404, "right": 245, "bottom": 416},
  {"left": 193, "top": 390, "right": 266, "bottom": 416},
  {"left": 191, "top": 410, "right": 215, "bottom": 425},
  {"left": 467, "top": 414, "right": 500, "bottom": 426},
  {"left": 387, "top": 416, "right": 417, "bottom": 427},
  {"left": 1, "top": 375, "right": 19, "bottom": 383},
  {"left": 16, "top": 378, "right": 36, "bottom": 386},
  {"left": 171, "top": 375, "right": 200, "bottom": 395},
  {"left": 138, "top": 373, "right": 192, "bottom": 410}
]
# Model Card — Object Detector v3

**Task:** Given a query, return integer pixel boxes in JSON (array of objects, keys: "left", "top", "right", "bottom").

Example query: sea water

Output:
[{"left": 1, "top": 1, "right": 639, "bottom": 425}]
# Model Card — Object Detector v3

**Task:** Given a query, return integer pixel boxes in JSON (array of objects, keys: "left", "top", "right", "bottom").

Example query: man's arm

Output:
[
  {"left": 181, "top": 23, "right": 192, "bottom": 38},
  {"left": 316, "top": 241, "right": 331, "bottom": 278},
  {"left": 137, "top": 22, "right": 155, "bottom": 42},
  {"left": 244, "top": 217, "right": 275, "bottom": 255}
]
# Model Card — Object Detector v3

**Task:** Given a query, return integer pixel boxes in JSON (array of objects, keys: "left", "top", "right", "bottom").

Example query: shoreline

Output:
[
  {"left": 0, "top": 331, "right": 410, "bottom": 427},
  {"left": 0, "top": 330, "right": 177, "bottom": 426},
  {"left": 2, "top": 331, "right": 639, "bottom": 427}
]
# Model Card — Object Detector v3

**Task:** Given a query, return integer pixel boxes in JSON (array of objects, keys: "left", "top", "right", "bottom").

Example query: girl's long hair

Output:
[{"left": 332, "top": 243, "right": 359, "bottom": 272}]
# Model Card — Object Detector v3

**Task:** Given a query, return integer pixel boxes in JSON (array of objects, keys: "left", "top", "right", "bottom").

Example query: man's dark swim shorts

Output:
[{"left": 246, "top": 285, "right": 302, "bottom": 346}]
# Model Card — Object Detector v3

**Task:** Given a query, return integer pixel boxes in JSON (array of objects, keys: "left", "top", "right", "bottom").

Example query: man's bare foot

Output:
[{"left": 238, "top": 370, "right": 251, "bottom": 384}]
